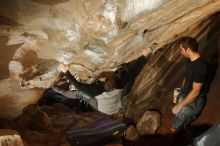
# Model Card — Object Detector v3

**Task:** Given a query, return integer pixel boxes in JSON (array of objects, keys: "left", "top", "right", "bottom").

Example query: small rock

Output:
[
  {"left": 124, "top": 125, "right": 140, "bottom": 141},
  {"left": 0, "top": 129, "right": 24, "bottom": 146},
  {"left": 136, "top": 111, "right": 161, "bottom": 135}
]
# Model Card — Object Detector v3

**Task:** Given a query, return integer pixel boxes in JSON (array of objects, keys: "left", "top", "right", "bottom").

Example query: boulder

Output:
[{"left": 136, "top": 111, "right": 161, "bottom": 135}]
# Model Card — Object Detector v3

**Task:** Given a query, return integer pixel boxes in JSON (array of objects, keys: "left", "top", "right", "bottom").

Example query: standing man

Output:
[{"left": 171, "top": 36, "right": 209, "bottom": 132}]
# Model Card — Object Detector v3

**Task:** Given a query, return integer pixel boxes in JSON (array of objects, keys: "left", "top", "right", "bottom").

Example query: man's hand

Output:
[
  {"left": 172, "top": 103, "right": 183, "bottom": 115},
  {"left": 143, "top": 48, "right": 151, "bottom": 57},
  {"left": 58, "top": 63, "right": 69, "bottom": 73}
]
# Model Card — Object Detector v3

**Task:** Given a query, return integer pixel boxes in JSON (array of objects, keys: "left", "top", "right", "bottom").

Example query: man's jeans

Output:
[
  {"left": 52, "top": 87, "right": 98, "bottom": 110},
  {"left": 171, "top": 94, "right": 206, "bottom": 131}
]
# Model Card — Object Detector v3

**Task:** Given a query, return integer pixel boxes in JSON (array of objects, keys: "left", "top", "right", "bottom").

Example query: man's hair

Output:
[
  {"left": 104, "top": 74, "right": 118, "bottom": 91},
  {"left": 179, "top": 36, "right": 198, "bottom": 52}
]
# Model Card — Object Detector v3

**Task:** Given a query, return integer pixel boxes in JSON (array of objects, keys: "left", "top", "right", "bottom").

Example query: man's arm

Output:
[
  {"left": 58, "top": 64, "right": 104, "bottom": 97},
  {"left": 117, "top": 48, "right": 152, "bottom": 88},
  {"left": 172, "top": 82, "right": 202, "bottom": 115}
]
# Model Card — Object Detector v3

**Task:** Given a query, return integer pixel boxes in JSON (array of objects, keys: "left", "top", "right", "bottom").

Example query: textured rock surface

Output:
[
  {"left": 0, "top": 104, "right": 107, "bottom": 146},
  {"left": 0, "top": 0, "right": 219, "bottom": 119},
  {"left": 0, "top": 78, "right": 44, "bottom": 119}
]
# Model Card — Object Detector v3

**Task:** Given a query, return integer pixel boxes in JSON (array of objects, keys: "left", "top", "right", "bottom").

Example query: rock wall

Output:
[
  {"left": 0, "top": 0, "right": 219, "bottom": 119},
  {"left": 125, "top": 13, "right": 220, "bottom": 121}
]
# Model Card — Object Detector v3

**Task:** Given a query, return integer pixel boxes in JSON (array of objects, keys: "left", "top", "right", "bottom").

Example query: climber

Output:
[
  {"left": 171, "top": 36, "right": 210, "bottom": 132},
  {"left": 55, "top": 48, "right": 152, "bottom": 115}
]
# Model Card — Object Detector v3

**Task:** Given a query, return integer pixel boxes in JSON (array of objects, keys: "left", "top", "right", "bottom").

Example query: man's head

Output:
[
  {"left": 179, "top": 36, "right": 198, "bottom": 58},
  {"left": 103, "top": 75, "right": 117, "bottom": 92}
]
